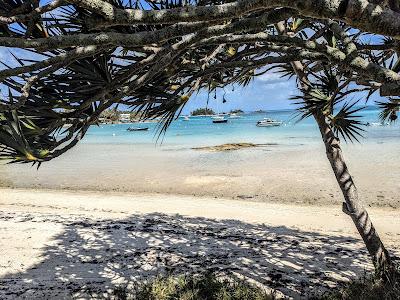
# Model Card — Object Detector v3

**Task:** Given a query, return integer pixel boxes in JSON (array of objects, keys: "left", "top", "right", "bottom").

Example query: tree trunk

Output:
[
  {"left": 274, "top": 22, "right": 393, "bottom": 277},
  {"left": 313, "top": 112, "right": 392, "bottom": 276}
]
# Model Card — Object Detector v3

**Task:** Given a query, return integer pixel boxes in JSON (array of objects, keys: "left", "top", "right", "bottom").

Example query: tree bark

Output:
[
  {"left": 314, "top": 112, "right": 392, "bottom": 276},
  {"left": 275, "top": 22, "right": 393, "bottom": 278}
]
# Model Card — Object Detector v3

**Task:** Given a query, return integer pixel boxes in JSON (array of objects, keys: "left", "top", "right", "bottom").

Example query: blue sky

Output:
[{"left": 183, "top": 73, "right": 298, "bottom": 114}]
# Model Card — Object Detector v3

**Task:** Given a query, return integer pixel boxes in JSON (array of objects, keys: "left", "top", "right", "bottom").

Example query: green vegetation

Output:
[
  {"left": 191, "top": 108, "right": 215, "bottom": 116},
  {"left": 230, "top": 109, "right": 244, "bottom": 114},
  {"left": 109, "top": 270, "right": 400, "bottom": 300},
  {"left": 99, "top": 109, "right": 120, "bottom": 123},
  {"left": 318, "top": 271, "right": 400, "bottom": 300},
  {"left": 108, "top": 271, "right": 400, "bottom": 300},
  {"left": 112, "top": 273, "right": 273, "bottom": 300},
  {"left": 99, "top": 109, "right": 144, "bottom": 123}
]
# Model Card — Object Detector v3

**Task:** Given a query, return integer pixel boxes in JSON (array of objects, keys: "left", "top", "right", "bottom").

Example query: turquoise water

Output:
[{"left": 84, "top": 107, "right": 400, "bottom": 147}]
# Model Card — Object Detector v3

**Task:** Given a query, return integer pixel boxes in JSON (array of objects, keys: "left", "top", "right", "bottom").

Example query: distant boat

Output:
[
  {"left": 212, "top": 116, "right": 228, "bottom": 123},
  {"left": 256, "top": 118, "right": 282, "bottom": 127},
  {"left": 213, "top": 119, "right": 228, "bottom": 123},
  {"left": 211, "top": 115, "right": 226, "bottom": 119},
  {"left": 127, "top": 127, "right": 149, "bottom": 131},
  {"left": 229, "top": 113, "right": 241, "bottom": 119},
  {"left": 183, "top": 116, "right": 190, "bottom": 121},
  {"left": 367, "top": 122, "right": 389, "bottom": 127}
]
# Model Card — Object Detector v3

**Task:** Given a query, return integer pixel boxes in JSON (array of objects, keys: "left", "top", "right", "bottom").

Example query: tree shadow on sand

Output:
[{"left": 0, "top": 212, "right": 376, "bottom": 299}]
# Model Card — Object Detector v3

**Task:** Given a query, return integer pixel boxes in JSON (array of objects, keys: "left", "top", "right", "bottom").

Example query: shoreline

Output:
[
  {"left": 1, "top": 187, "right": 399, "bottom": 232},
  {"left": 0, "top": 136, "right": 399, "bottom": 209},
  {"left": 2, "top": 184, "right": 400, "bottom": 210},
  {"left": 1, "top": 188, "right": 400, "bottom": 298}
]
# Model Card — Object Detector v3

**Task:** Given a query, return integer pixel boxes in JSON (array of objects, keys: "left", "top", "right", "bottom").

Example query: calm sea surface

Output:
[{"left": 84, "top": 107, "right": 400, "bottom": 147}]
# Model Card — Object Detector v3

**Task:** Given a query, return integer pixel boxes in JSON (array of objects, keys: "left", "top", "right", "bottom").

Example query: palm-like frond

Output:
[
  {"left": 274, "top": 63, "right": 297, "bottom": 79},
  {"left": 291, "top": 88, "right": 332, "bottom": 121},
  {"left": 235, "top": 69, "right": 254, "bottom": 87},
  {"left": 330, "top": 102, "right": 365, "bottom": 143},
  {"left": 377, "top": 98, "right": 399, "bottom": 122},
  {"left": 0, "top": 110, "right": 53, "bottom": 165}
]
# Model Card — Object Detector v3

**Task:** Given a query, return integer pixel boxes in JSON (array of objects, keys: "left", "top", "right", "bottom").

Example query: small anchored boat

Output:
[
  {"left": 127, "top": 127, "right": 149, "bottom": 131},
  {"left": 212, "top": 116, "right": 228, "bottom": 123},
  {"left": 213, "top": 119, "right": 228, "bottom": 123},
  {"left": 229, "top": 113, "right": 241, "bottom": 119},
  {"left": 366, "top": 122, "right": 389, "bottom": 127},
  {"left": 256, "top": 118, "right": 282, "bottom": 127}
]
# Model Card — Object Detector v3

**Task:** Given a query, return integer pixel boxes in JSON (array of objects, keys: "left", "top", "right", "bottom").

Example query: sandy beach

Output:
[{"left": 1, "top": 188, "right": 399, "bottom": 298}]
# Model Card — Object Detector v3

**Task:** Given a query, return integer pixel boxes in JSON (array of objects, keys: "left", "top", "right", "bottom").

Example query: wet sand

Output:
[
  {"left": 0, "top": 140, "right": 399, "bottom": 208},
  {"left": 1, "top": 188, "right": 399, "bottom": 298}
]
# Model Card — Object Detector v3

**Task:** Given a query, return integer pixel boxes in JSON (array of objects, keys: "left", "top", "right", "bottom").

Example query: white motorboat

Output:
[
  {"left": 256, "top": 118, "right": 282, "bottom": 127},
  {"left": 366, "top": 122, "right": 389, "bottom": 127},
  {"left": 229, "top": 113, "right": 241, "bottom": 119},
  {"left": 127, "top": 126, "right": 149, "bottom": 131},
  {"left": 183, "top": 116, "right": 190, "bottom": 121},
  {"left": 212, "top": 116, "right": 228, "bottom": 123}
]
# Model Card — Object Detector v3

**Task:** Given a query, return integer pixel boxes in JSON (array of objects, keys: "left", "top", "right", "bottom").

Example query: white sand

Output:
[{"left": 1, "top": 188, "right": 399, "bottom": 298}]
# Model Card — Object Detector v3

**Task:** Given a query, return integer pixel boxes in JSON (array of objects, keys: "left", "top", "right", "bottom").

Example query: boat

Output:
[
  {"left": 127, "top": 127, "right": 149, "bottom": 131},
  {"left": 229, "top": 113, "right": 241, "bottom": 119},
  {"left": 212, "top": 116, "right": 228, "bottom": 123},
  {"left": 256, "top": 118, "right": 282, "bottom": 127},
  {"left": 367, "top": 122, "right": 389, "bottom": 127},
  {"left": 213, "top": 119, "right": 228, "bottom": 123},
  {"left": 183, "top": 116, "right": 190, "bottom": 121}
]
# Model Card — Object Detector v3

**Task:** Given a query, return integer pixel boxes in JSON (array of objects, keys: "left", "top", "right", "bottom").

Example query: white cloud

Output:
[
  {"left": 259, "top": 81, "right": 292, "bottom": 90},
  {"left": 255, "top": 72, "right": 287, "bottom": 84}
]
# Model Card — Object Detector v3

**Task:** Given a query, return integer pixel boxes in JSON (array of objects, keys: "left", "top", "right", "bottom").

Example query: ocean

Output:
[{"left": 84, "top": 107, "right": 400, "bottom": 147}]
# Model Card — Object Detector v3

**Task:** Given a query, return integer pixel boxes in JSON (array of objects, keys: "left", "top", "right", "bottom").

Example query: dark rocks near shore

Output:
[{"left": 192, "top": 143, "right": 278, "bottom": 152}]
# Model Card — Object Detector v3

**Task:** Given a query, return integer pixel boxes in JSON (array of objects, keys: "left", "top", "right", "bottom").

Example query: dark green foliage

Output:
[
  {"left": 377, "top": 99, "right": 400, "bottom": 122},
  {"left": 229, "top": 109, "right": 243, "bottom": 114},
  {"left": 0, "top": 110, "right": 53, "bottom": 166},
  {"left": 191, "top": 108, "right": 215, "bottom": 116},
  {"left": 290, "top": 64, "right": 366, "bottom": 143},
  {"left": 330, "top": 102, "right": 365, "bottom": 143},
  {"left": 291, "top": 88, "right": 332, "bottom": 121}
]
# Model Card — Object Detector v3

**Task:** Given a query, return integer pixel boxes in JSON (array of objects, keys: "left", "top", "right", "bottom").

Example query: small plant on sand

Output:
[
  {"left": 112, "top": 273, "right": 274, "bottom": 300},
  {"left": 316, "top": 269, "right": 400, "bottom": 300}
]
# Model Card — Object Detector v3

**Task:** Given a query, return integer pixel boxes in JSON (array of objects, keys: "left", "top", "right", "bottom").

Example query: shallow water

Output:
[{"left": 0, "top": 107, "right": 399, "bottom": 207}]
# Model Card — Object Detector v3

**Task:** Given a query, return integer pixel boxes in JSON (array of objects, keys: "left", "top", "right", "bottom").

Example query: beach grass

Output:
[
  {"left": 317, "top": 270, "right": 400, "bottom": 300},
  {"left": 109, "top": 271, "right": 400, "bottom": 300},
  {"left": 112, "top": 273, "right": 274, "bottom": 300}
]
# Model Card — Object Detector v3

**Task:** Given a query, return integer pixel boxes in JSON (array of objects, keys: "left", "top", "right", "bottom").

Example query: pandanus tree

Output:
[{"left": 1, "top": 0, "right": 400, "bottom": 279}]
